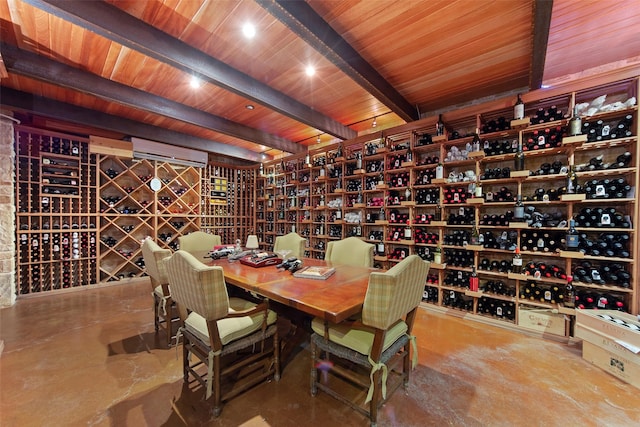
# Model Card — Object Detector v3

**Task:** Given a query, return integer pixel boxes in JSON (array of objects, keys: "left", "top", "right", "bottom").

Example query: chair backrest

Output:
[
  {"left": 140, "top": 238, "right": 172, "bottom": 286},
  {"left": 325, "top": 237, "right": 374, "bottom": 267},
  {"left": 165, "top": 250, "right": 230, "bottom": 321},
  {"left": 273, "top": 232, "right": 306, "bottom": 259},
  {"left": 178, "top": 231, "right": 222, "bottom": 256},
  {"left": 362, "top": 255, "right": 430, "bottom": 330}
]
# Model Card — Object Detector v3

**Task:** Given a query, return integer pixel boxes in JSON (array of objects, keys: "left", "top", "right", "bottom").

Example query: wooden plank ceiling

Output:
[{"left": 1, "top": 0, "right": 639, "bottom": 163}]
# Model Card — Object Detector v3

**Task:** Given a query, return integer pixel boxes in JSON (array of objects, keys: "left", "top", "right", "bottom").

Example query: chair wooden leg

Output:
[
  {"left": 310, "top": 339, "right": 318, "bottom": 396},
  {"left": 273, "top": 329, "right": 281, "bottom": 381},
  {"left": 370, "top": 369, "right": 382, "bottom": 427},
  {"left": 182, "top": 340, "right": 190, "bottom": 383},
  {"left": 213, "top": 355, "right": 222, "bottom": 417},
  {"left": 153, "top": 295, "right": 160, "bottom": 332},
  {"left": 403, "top": 343, "right": 411, "bottom": 388}
]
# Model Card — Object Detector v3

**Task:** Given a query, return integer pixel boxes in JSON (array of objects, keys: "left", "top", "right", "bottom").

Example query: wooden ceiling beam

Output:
[
  {"left": 23, "top": 0, "right": 356, "bottom": 141},
  {"left": 530, "top": 0, "right": 554, "bottom": 90},
  {"left": 1, "top": 87, "right": 266, "bottom": 164},
  {"left": 257, "top": 0, "right": 418, "bottom": 123},
  {"left": 1, "top": 43, "right": 300, "bottom": 155}
]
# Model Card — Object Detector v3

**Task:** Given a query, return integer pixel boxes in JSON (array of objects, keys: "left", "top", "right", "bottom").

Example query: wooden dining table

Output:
[{"left": 204, "top": 256, "right": 373, "bottom": 324}]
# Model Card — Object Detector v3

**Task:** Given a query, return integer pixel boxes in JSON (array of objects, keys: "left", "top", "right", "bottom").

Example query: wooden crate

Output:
[
  {"left": 517, "top": 306, "right": 566, "bottom": 336},
  {"left": 576, "top": 323, "right": 640, "bottom": 362},
  {"left": 582, "top": 341, "right": 640, "bottom": 390},
  {"left": 575, "top": 310, "right": 640, "bottom": 349}
]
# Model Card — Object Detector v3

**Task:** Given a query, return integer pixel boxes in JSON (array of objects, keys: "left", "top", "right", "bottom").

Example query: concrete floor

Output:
[{"left": 1, "top": 279, "right": 639, "bottom": 427}]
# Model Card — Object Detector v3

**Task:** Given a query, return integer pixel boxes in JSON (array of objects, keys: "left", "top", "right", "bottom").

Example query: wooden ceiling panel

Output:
[
  {"left": 2, "top": 0, "right": 639, "bottom": 162},
  {"left": 309, "top": 0, "right": 532, "bottom": 111},
  {"left": 544, "top": 0, "right": 640, "bottom": 83}
]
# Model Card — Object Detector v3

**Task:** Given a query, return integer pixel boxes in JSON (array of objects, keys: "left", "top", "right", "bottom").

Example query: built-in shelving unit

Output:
[{"left": 256, "top": 77, "right": 639, "bottom": 337}]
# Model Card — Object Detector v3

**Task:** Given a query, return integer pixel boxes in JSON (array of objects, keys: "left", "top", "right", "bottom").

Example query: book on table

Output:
[{"left": 293, "top": 266, "right": 336, "bottom": 280}]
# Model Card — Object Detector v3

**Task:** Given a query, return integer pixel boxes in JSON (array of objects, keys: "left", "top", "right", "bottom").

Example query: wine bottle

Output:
[
  {"left": 568, "top": 105, "right": 582, "bottom": 136},
  {"left": 434, "top": 245, "right": 442, "bottom": 264},
  {"left": 469, "top": 266, "right": 479, "bottom": 291},
  {"left": 513, "top": 194, "right": 524, "bottom": 222},
  {"left": 565, "top": 219, "right": 579, "bottom": 251},
  {"left": 514, "top": 139, "right": 525, "bottom": 171},
  {"left": 514, "top": 94, "right": 525, "bottom": 120},
  {"left": 377, "top": 239, "right": 385, "bottom": 256},
  {"left": 404, "top": 220, "right": 412, "bottom": 239},
  {"left": 512, "top": 247, "right": 523, "bottom": 274},
  {"left": 436, "top": 114, "right": 445, "bottom": 136},
  {"left": 563, "top": 275, "right": 575, "bottom": 308},
  {"left": 566, "top": 166, "right": 577, "bottom": 194}
]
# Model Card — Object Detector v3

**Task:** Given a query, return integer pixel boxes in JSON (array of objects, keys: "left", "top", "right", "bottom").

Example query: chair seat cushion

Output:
[
  {"left": 311, "top": 317, "right": 407, "bottom": 356},
  {"left": 185, "top": 297, "right": 277, "bottom": 346}
]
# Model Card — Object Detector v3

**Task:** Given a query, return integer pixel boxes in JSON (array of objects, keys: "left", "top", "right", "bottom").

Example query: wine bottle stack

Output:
[
  {"left": 446, "top": 207, "right": 474, "bottom": 224},
  {"left": 532, "top": 105, "right": 564, "bottom": 124},
  {"left": 443, "top": 249, "right": 474, "bottom": 267},
  {"left": 575, "top": 290, "right": 627, "bottom": 311},
  {"left": 414, "top": 169, "right": 436, "bottom": 185},
  {"left": 584, "top": 177, "right": 631, "bottom": 199},
  {"left": 477, "top": 297, "right": 516, "bottom": 321},
  {"left": 442, "top": 290, "right": 473, "bottom": 311},
  {"left": 480, "top": 116, "right": 511, "bottom": 133},
  {"left": 576, "top": 232, "right": 630, "bottom": 258},
  {"left": 572, "top": 260, "right": 631, "bottom": 288},
  {"left": 478, "top": 258, "right": 512, "bottom": 273},
  {"left": 523, "top": 126, "right": 566, "bottom": 151},
  {"left": 522, "top": 261, "right": 567, "bottom": 279},
  {"left": 422, "top": 285, "right": 439, "bottom": 302},
  {"left": 480, "top": 166, "right": 511, "bottom": 179},
  {"left": 573, "top": 207, "right": 630, "bottom": 228},
  {"left": 415, "top": 187, "right": 440, "bottom": 204},
  {"left": 482, "top": 280, "right": 516, "bottom": 297},
  {"left": 520, "top": 230, "right": 564, "bottom": 252},
  {"left": 479, "top": 212, "right": 514, "bottom": 226},
  {"left": 442, "top": 187, "right": 471, "bottom": 204},
  {"left": 481, "top": 138, "right": 517, "bottom": 156},
  {"left": 583, "top": 114, "right": 634, "bottom": 142}
]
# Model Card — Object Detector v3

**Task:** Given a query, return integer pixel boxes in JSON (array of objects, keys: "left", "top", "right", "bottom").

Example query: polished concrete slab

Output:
[{"left": 1, "top": 280, "right": 639, "bottom": 426}]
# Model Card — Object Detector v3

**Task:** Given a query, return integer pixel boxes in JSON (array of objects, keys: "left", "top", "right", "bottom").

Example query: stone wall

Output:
[{"left": 0, "top": 118, "right": 16, "bottom": 307}]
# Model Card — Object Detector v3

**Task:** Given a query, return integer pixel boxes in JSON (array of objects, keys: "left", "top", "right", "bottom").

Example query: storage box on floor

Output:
[
  {"left": 575, "top": 309, "right": 640, "bottom": 389},
  {"left": 517, "top": 305, "right": 566, "bottom": 336}
]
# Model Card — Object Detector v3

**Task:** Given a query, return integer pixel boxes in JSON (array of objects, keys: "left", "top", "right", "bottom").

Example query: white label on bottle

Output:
[
  {"left": 544, "top": 290, "right": 552, "bottom": 301},
  {"left": 513, "top": 257, "right": 522, "bottom": 266},
  {"left": 435, "top": 166, "right": 443, "bottom": 179},
  {"left": 458, "top": 271, "right": 463, "bottom": 280},
  {"left": 514, "top": 104, "right": 524, "bottom": 120},
  {"left": 537, "top": 238, "right": 544, "bottom": 248},
  {"left": 595, "top": 185, "right": 605, "bottom": 196},
  {"left": 496, "top": 307, "right": 503, "bottom": 316},
  {"left": 602, "top": 125, "right": 611, "bottom": 136},
  {"left": 600, "top": 213, "right": 611, "bottom": 225}
]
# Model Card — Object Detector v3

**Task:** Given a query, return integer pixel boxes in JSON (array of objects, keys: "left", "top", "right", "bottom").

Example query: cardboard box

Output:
[
  {"left": 582, "top": 341, "right": 640, "bottom": 389},
  {"left": 517, "top": 306, "right": 566, "bottom": 336},
  {"left": 575, "top": 310, "right": 640, "bottom": 349},
  {"left": 576, "top": 323, "right": 640, "bottom": 362}
]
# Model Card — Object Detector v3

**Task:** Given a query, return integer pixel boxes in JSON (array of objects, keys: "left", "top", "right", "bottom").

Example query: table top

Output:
[{"left": 205, "top": 256, "right": 373, "bottom": 323}]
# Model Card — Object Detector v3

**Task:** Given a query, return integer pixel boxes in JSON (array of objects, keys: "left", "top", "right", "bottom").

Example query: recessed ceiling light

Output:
[
  {"left": 242, "top": 23, "right": 256, "bottom": 39},
  {"left": 245, "top": 104, "right": 255, "bottom": 110},
  {"left": 190, "top": 75, "right": 201, "bottom": 89},
  {"left": 305, "top": 65, "right": 315, "bottom": 77}
]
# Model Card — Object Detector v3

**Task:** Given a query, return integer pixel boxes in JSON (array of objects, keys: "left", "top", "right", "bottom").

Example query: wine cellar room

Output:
[{"left": 2, "top": 1, "right": 640, "bottom": 426}]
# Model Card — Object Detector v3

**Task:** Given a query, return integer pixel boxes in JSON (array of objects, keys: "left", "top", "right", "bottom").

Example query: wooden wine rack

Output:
[
  {"left": 257, "top": 76, "right": 640, "bottom": 337},
  {"left": 15, "top": 126, "right": 98, "bottom": 294},
  {"left": 201, "top": 164, "right": 257, "bottom": 245}
]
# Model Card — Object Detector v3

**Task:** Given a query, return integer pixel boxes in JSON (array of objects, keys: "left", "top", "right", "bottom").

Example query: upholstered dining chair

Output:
[
  {"left": 178, "top": 231, "right": 222, "bottom": 257},
  {"left": 141, "top": 238, "right": 178, "bottom": 347},
  {"left": 273, "top": 232, "right": 306, "bottom": 259},
  {"left": 166, "top": 250, "right": 280, "bottom": 417},
  {"left": 325, "top": 236, "right": 374, "bottom": 268},
  {"left": 310, "top": 255, "right": 430, "bottom": 426}
]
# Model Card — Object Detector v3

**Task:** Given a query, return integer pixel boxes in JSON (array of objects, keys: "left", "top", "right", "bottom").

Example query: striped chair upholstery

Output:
[
  {"left": 273, "top": 232, "right": 306, "bottom": 259},
  {"left": 324, "top": 236, "right": 374, "bottom": 268},
  {"left": 311, "top": 255, "right": 430, "bottom": 426},
  {"left": 166, "top": 250, "right": 279, "bottom": 417},
  {"left": 177, "top": 231, "right": 221, "bottom": 257},
  {"left": 140, "top": 238, "right": 177, "bottom": 347}
]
